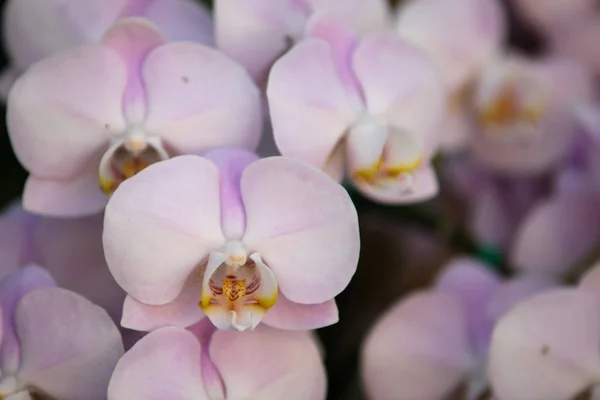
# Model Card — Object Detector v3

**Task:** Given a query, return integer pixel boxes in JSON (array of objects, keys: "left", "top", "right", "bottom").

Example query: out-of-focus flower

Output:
[
  {"left": 489, "top": 285, "right": 600, "bottom": 400},
  {"left": 108, "top": 320, "right": 325, "bottom": 400},
  {"left": 469, "top": 54, "right": 592, "bottom": 175},
  {"left": 214, "top": 0, "right": 390, "bottom": 88},
  {"left": 268, "top": 15, "right": 446, "bottom": 204},
  {"left": 0, "top": 0, "right": 214, "bottom": 98},
  {"left": 0, "top": 203, "right": 124, "bottom": 320},
  {"left": 396, "top": 0, "right": 506, "bottom": 152},
  {"left": 510, "top": 105, "right": 600, "bottom": 277},
  {"left": 103, "top": 148, "right": 359, "bottom": 332},
  {"left": 444, "top": 154, "right": 552, "bottom": 251},
  {"left": 7, "top": 18, "right": 262, "bottom": 218},
  {"left": 361, "top": 258, "right": 555, "bottom": 400},
  {"left": 0, "top": 265, "right": 124, "bottom": 399}
]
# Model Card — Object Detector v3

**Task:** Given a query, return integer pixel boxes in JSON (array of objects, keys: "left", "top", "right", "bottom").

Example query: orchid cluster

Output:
[{"left": 0, "top": 0, "right": 598, "bottom": 399}]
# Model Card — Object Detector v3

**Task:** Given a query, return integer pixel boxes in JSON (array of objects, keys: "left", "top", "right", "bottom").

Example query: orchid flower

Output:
[
  {"left": 489, "top": 268, "right": 600, "bottom": 400},
  {"left": 509, "top": 105, "right": 600, "bottom": 277},
  {"left": 103, "top": 148, "right": 359, "bottom": 332},
  {"left": 395, "top": 0, "right": 506, "bottom": 152},
  {"left": 468, "top": 53, "right": 593, "bottom": 175},
  {"left": 0, "top": 265, "right": 124, "bottom": 400},
  {"left": 361, "top": 258, "right": 555, "bottom": 400},
  {"left": 214, "top": 0, "right": 390, "bottom": 88},
  {"left": 444, "top": 155, "right": 551, "bottom": 251},
  {"left": 108, "top": 320, "right": 325, "bottom": 399},
  {"left": 7, "top": 18, "right": 262, "bottom": 218},
  {"left": 509, "top": 0, "right": 594, "bottom": 32},
  {"left": 0, "top": 203, "right": 125, "bottom": 320},
  {"left": 268, "top": 15, "right": 446, "bottom": 204},
  {"left": 0, "top": 0, "right": 213, "bottom": 98}
]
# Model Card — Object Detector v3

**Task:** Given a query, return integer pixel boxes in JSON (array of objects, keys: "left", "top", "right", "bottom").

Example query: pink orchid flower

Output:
[
  {"left": 509, "top": 0, "right": 593, "bottom": 32},
  {"left": 214, "top": 0, "right": 390, "bottom": 88},
  {"left": 268, "top": 15, "right": 446, "bottom": 204},
  {"left": 103, "top": 148, "right": 360, "bottom": 332},
  {"left": 489, "top": 272, "right": 600, "bottom": 400},
  {"left": 7, "top": 18, "right": 262, "bottom": 218},
  {"left": 108, "top": 320, "right": 325, "bottom": 399},
  {"left": 509, "top": 107, "right": 600, "bottom": 277},
  {"left": 468, "top": 53, "right": 593, "bottom": 175},
  {"left": 0, "top": 265, "right": 124, "bottom": 400},
  {"left": 395, "top": 0, "right": 506, "bottom": 152},
  {"left": 0, "top": 0, "right": 213, "bottom": 98},
  {"left": 361, "top": 258, "right": 555, "bottom": 400},
  {"left": 0, "top": 203, "right": 125, "bottom": 320}
]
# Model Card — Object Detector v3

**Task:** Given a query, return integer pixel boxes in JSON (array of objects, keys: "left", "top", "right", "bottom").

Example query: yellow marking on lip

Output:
[{"left": 353, "top": 155, "right": 423, "bottom": 184}]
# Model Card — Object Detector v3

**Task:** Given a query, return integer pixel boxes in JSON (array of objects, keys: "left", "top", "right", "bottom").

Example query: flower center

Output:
[
  {"left": 200, "top": 243, "right": 278, "bottom": 331},
  {"left": 98, "top": 129, "right": 169, "bottom": 195},
  {"left": 347, "top": 117, "right": 424, "bottom": 194}
]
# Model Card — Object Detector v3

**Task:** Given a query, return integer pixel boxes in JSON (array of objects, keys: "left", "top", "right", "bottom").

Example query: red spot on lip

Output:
[{"left": 226, "top": 275, "right": 236, "bottom": 279}]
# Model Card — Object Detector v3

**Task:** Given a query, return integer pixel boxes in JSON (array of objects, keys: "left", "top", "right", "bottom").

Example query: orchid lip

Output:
[
  {"left": 0, "top": 376, "right": 18, "bottom": 398},
  {"left": 98, "top": 131, "right": 169, "bottom": 195},
  {"left": 200, "top": 246, "right": 278, "bottom": 331}
]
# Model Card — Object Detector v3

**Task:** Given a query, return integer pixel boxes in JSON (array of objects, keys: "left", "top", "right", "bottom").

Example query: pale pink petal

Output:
[
  {"left": 142, "top": 42, "right": 262, "bottom": 153},
  {"left": 241, "top": 157, "right": 359, "bottom": 304},
  {"left": 34, "top": 213, "right": 125, "bottom": 321},
  {"left": 2, "top": 0, "right": 126, "bottom": 70},
  {"left": 361, "top": 291, "right": 475, "bottom": 400},
  {"left": 551, "top": 13, "right": 600, "bottom": 76},
  {"left": 7, "top": 45, "right": 126, "bottom": 179},
  {"left": 487, "top": 274, "right": 558, "bottom": 323},
  {"left": 0, "top": 265, "right": 55, "bottom": 375},
  {"left": 306, "top": 13, "right": 363, "bottom": 105},
  {"left": 108, "top": 327, "right": 208, "bottom": 400},
  {"left": 22, "top": 170, "right": 108, "bottom": 218},
  {"left": 144, "top": 0, "right": 214, "bottom": 45},
  {"left": 469, "top": 181, "right": 513, "bottom": 248},
  {"left": 16, "top": 288, "right": 124, "bottom": 400},
  {"left": 100, "top": 19, "right": 165, "bottom": 122},
  {"left": 262, "top": 294, "right": 338, "bottom": 330},
  {"left": 352, "top": 34, "right": 446, "bottom": 155},
  {"left": 121, "top": 276, "right": 205, "bottom": 331},
  {"left": 215, "top": 0, "right": 308, "bottom": 84},
  {"left": 268, "top": 38, "right": 359, "bottom": 169},
  {"left": 489, "top": 289, "right": 600, "bottom": 400},
  {"left": 435, "top": 258, "right": 501, "bottom": 353},
  {"left": 354, "top": 164, "right": 439, "bottom": 204},
  {"left": 210, "top": 326, "right": 326, "bottom": 399},
  {"left": 309, "top": 0, "right": 390, "bottom": 34},
  {"left": 578, "top": 262, "right": 600, "bottom": 296},
  {"left": 103, "top": 155, "right": 226, "bottom": 305},
  {"left": 510, "top": 189, "right": 600, "bottom": 277},
  {"left": 0, "top": 204, "right": 30, "bottom": 277},
  {"left": 396, "top": 0, "right": 505, "bottom": 90},
  {"left": 203, "top": 148, "right": 259, "bottom": 240}
]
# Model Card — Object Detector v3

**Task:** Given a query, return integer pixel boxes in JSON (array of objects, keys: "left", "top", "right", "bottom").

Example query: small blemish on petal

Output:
[
  {"left": 104, "top": 123, "right": 110, "bottom": 130},
  {"left": 540, "top": 344, "right": 550, "bottom": 356},
  {"left": 181, "top": 76, "right": 189, "bottom": 83}
]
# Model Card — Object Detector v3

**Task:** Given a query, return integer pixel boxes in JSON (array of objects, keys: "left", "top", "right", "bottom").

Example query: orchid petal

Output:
[
  {"left": 22, "top": 171, "right": 108, "bottom": 218},
  {"left": 489, "top": 289, "right": 600, "bottom": 400},
  {"left": 34, "top": 213, "right": 125, "bottom": 321},
  {"left": 104, "top": 156, "right": 226, "bottom": 305},
  {"left": 0, "top": 265, "right": 55, "bottom": 375},
  {"left": 107, "top": 327, "right": 209, "bottom": 400},
  {"left": 396, "top": 0, "right": 505, "bottom": 90},
  {"left": 510, "top": 189, "right": 600, "bottom": 276},
  {"left": 142, "top": 42, "right": 262, "bottom": 153},
  {"left": 353, "top": 164, "right": 438, "bottom": 204},
  {"left": 0, "top": 204, "right": 30, "bottom": 277},
  {"left": 262, "top": 294, "right": 338, "bottom": 330},
  {"left": 268, "top": 38, "right": 359, "bottom": 169},
  {"left": 309, "top": 0, "right": 390, "bottom": 34},
  {"left": 144, "top": 0, "right": 214, "bottom": 45},
  {"left": 209, "top": 326, "right": 326, "bottom": 399},
  {"left": 7, "top": 45, "right": 126, "bottom": 179},
  {"left": 361, "top": 291, "right": 475, "bottom": 400},
  {"left": 16, "top": 288, "right": 124, "bottom": 400},
  {"left": 241, "top": 157, "right": 360, "bottom": 304},
  {"left": 435, "top": 258, "right": 501, "bottom": 353},
  {"left": 352, "top": 34, "right": 446, "bottom": 156}
]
